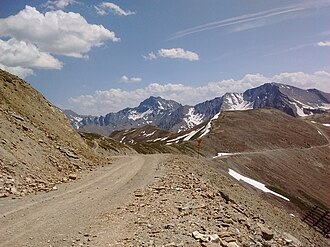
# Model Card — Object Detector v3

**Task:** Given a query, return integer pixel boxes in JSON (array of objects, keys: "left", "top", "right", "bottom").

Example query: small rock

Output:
[
  {"left": 282, "top": 232, "right": 302, "bottom": 246},
  {"left": 223, "top": 218, "right": 234, "bottom": 224},
  {"left": 259, "top": 225, "right": 274, "bottom": 241},
  {"left": 69, "top": 174, "right": 77, "bottom": 180},
  {"left": 10, "top": 186, "right": 17, "bottom": 194},
  {"left": 164, "top": 242, "right": 176, "bottom": 247},
  {"left": 164, "top": 223, "right": 175, "bottom": 229},
  {"left": 0, "top": 193, "right": 8, "bottom": 198},
  {"left": 192, "top": 231, "right": 220, "bottom": 243},
  {"left": 219, "top": 231, "right": 232, "bottom": 238},
  {"left": 11, "top": 113, "right": 24, "bottom": 121},
  {"left": 134, "top": 192, "right": 144, "bottom": 197},
  {"left": 226, "top": 242, "right": 239, "bottom": 247}
]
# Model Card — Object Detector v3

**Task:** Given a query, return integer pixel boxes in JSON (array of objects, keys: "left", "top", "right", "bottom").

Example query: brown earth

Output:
[
  {"left": 200, "top": 109, "right": 328, "bottom": 154},
  {"left": 0, "top": 69, "right": 105, "bottom": 198},
  {"left": 200, "top": 110, "right": 330, "bottom": 211},
  {"left": 0, "top": 155, "right": 327, "bottom": 247}
]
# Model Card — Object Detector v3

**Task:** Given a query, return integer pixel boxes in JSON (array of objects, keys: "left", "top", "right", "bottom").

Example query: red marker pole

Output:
[{"left": 197, "top": 139, "right": 202, "bottom": 159}]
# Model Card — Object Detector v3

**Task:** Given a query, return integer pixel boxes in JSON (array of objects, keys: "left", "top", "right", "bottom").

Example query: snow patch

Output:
[
  {"left": 199, "top": 111, "right": 221, "bottom": 138},
  {"left": 228, "top": 169, "right": 290, "bottom": 201},
  {"left": 291, "top": 101, "right": 309, "bottom": 117},
  {"left": 166, "top": 133, "right": 190, "bottom": 143},
  {"left": 213, "top": 152, "right": 235, "bottom": 158},
  {"left": 158, "top": 101, "right": 164, "bottom": 110},
  {"left": 128, "top": 109, "right": 153, "bottom": 120},
  {"left": 120, "top": 136, "right": 126, "bottom": 143},
  {"left": 222, "top": 93, "right": 253, "bottom": 111},
  {"left": 183, "top": 127, "right": 203, "bottom": 141},
  {"left": 144, "top": 130, "right": 156, "bottom": 137},
  {"left": 183, "top": 108, "right": 204, "bottom": 128}
]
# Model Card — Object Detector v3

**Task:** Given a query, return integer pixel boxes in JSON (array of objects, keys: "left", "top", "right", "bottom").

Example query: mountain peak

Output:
[
  {"left": 65, "top": 82, "right": 330, "bottom": 134},
  {"left": 137, "top": 96, "right": 181, "bottom": 112}
]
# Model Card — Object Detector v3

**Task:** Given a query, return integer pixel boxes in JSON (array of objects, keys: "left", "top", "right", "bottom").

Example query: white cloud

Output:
[
  {"left": 119, "top": 75, "right": 142, "bottom": 83},
  {"left": 44, "top": 0, "right": 76, "bottom": 9},
  {"left": 67, "top": 71, "right": 330, "bottom": 115},
  {"left": 0, "top": 63, "right": 34, "bottom": 79},
  {"left": 0, "top": 5, "right": 119, "bottom": 77},
  {"left": 143, "top": 48, "right": 199, "bottom": 61},
  {"left": 0, "top": 38, "right": 62, "bottom": 69},
  {"left": 95, "top": 2, "right": 135, "bottom": 16},
  {"left": 317, "top": 41, "right": 330, "bottom": 47},
  {"left": 0, "top": 6, "right": 120, "bottom": 58},
  {"left": 143, "top": 52, "right": 157, "bottom": 60}
]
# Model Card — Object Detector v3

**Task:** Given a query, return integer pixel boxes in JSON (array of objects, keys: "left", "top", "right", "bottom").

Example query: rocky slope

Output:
[
  {"left": 97, "top": 155, "right": 327, "bottom": 246},
  {"left": 65, "top": 83, "right": 330, "bottom": 135},
  {"left": 0, "top": 69, "right": 105, "bottom": 198}
]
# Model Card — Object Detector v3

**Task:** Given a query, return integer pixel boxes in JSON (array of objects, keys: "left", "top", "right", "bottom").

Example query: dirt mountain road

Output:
[{"left": 0, "top": 154, "right": 167, "bottom": 247}]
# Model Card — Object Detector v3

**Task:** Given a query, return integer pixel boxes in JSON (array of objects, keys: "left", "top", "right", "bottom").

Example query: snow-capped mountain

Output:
[
  {"left": 65, "top": 96, "right": 182, "bottom": 134},
  {"left": 230, "top": 83, "right": 330, "bottom": 116},
  {"left": 64, "top": 83, "right": 330, "bottom": 135}
]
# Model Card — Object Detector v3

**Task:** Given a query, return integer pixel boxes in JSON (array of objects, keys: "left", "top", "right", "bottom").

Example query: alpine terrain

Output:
[
  {"left": 65, "top": 83, "right": 330, "bottom": 135},
  {"left": 0, "top": 69, "right": 329, "bottom": 247}
]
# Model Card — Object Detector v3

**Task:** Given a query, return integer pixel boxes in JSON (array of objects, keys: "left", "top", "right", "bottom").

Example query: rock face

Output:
[
  {"left": 65, "top": 83, "right": 330, "bottom": 135},
  {"left": 0, "top": 69, "right": 102, "bottom": 197}
]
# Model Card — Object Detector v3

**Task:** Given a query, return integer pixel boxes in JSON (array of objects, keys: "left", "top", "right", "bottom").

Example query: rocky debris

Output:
[
  {"left": 100, "top": 156, "right": 326, "bottom": 246},
  {"left": 58, "top": 146, "right": 79, "bottom": 159}
]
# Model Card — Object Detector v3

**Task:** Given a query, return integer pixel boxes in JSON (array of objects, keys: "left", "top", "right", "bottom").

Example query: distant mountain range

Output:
[{"left": 64, "top": 82, "right": 330, "bottom": 135}]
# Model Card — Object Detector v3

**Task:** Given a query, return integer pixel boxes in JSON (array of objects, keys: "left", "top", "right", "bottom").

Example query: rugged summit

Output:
[
  {"left": 66, "top": 83, "right": 330, "bottom": 135},
  {"left": 65, "top": 96, "right": 182, "bottom": 135}
]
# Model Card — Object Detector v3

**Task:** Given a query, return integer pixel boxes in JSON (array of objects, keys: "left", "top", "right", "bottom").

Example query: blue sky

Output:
[{"left": 0, "top": 0, "right": 329, "bottom": 115}]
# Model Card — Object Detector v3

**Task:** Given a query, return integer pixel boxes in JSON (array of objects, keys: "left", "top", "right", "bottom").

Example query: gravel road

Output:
[{"left": 0, "top": 154, "right": 166, "bottom": 247}]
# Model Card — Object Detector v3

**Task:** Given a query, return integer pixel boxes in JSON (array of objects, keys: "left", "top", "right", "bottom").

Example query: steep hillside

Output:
[
  {"left": 0, "top": 69, "right": 104, "bottom": 198},
  {"left": 200, "top": 109, "right": 330, "bottom": 211},
  {"left": 201, "top": 108, "right": 328, "bottom": 153}
]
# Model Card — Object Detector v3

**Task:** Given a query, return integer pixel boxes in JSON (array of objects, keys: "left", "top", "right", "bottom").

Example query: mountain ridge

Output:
[{"left": 65, "top": 82, "right": 330, "bottom": 135}]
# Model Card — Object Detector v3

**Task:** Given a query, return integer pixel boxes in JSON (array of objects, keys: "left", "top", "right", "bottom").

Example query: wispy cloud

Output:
[
  {"left": 143, "top": 48, "right": 199, "bottom": 61},
  {"left": 170, "top": 1, "right": 330, "bottom": 40},
  {"left": 317, "top": 41, "right": 330, "bottom": 47},
  {"left": 95, "top": 2, "right": 135, "bottom": 16},
  {"left": 119, "top": 75, "right": 142, "bottom": 83},
  {"left": 264, "top": 43, "right": 314, "bottom": 57},
  {"left": 44, "top": 0, "right": 76, "bottom": 10}
]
